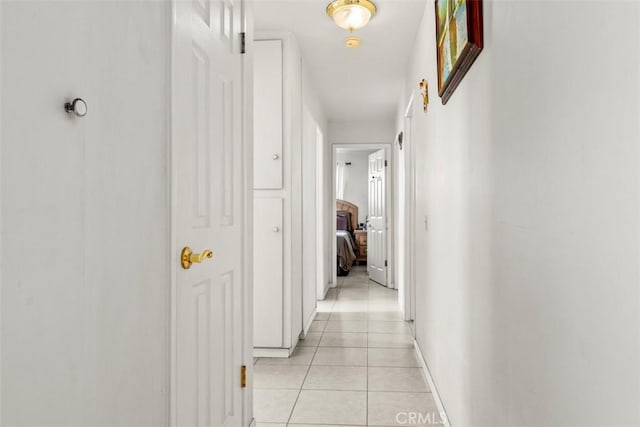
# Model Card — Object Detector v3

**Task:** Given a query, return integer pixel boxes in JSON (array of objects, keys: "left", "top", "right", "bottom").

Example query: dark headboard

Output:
[{"left": 336, "top": 199, "right": 358, "bottom": 231}]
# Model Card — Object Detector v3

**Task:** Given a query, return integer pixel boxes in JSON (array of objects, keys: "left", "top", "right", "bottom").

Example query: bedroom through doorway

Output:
[{"left": 332, "top": 145, "right": 393, "bottom": 289}]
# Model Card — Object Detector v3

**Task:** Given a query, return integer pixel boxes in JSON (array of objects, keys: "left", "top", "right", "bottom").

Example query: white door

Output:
[
  {"left": 368, "top": 149, "right": 387, "bottom": 285},
  {"left": 172, "top": 0, "right": 245, "bottom": 426}
]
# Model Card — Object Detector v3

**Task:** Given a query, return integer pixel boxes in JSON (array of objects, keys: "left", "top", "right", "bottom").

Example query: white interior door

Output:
[
  {"left": 368, "top": 149, "right": 387, "bottom": 285},
  {"left": 172, "top": 0, "right": 244, "bottom": 425}
]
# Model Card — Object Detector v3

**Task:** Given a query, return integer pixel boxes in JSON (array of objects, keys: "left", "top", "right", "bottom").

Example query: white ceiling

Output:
[{"left": 253, "top": 0, "right": 427, "bottom": 123}]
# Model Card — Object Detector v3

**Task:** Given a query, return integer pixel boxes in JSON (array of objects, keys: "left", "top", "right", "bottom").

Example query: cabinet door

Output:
[
  {"left": 253, "top": 197, "right": 284, "bottom": 347},
  {"left": 253, "top": 40, "right": 283, "bottom": 189}
]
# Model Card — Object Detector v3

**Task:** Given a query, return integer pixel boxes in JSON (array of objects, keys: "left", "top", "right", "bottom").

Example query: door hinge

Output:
[
  {"left": 384, "top": 160, "right": 388, "bottom": 167},
  {"left": 384, "top": 260, "right": 388, "bottom": 267},
  {"left": 240, "top": 365, "right": 247, "bottom": 388},
  {"left": 240, "top": 32, "right": 246, "bottom": 54}
]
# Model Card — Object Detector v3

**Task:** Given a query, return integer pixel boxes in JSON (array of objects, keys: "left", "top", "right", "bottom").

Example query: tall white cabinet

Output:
[{"left": 253, "top": 37, "right": 304, "bottom": 356}]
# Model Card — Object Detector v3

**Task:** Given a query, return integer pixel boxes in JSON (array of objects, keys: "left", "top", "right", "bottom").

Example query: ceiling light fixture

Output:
[
  {"left": 345, "top": 36, "right": 361, "bottom": 48},
  {"left": 326, "top": 0, "right": 377, "bottom": 32}
]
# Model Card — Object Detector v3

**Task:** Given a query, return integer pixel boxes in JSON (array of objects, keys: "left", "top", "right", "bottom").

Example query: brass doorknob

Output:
[{"left": 181, "top": 247, "right": 213, "bottom": 269}]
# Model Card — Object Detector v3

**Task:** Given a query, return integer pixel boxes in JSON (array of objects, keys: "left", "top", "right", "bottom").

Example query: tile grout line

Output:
[
  {"left": 289, "top": 268, "right": 417, "bottom": 426},
  {"left": 259, "top": 362, "right": 420, "bottom": 368},
  {"left": 286, "top": 279, "right": 337, "bottom": 426},
  {"left": 256, "top": 267, "right": 419, "bottom": 426},
  {"left": 256, "top": 387, "right": 434, "bottom": 394},
  {"left": 288, "top": 281, "right": 340, "bottom": 426}
]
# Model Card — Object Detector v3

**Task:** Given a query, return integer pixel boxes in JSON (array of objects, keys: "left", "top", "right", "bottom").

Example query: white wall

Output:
[
  {"left": 286, "top": 34, "right": 304, "bottom": 348},
  {"left": 398, "top": 1, "right": 640, "bottom": 426},
  {"left": 336, "top": 150, "right": 374, "bottom": 224},
  {"left": 321, "top": 129, "right": 333, "bottom": 291},
  {"left": 1, "top": 2, "right": 170, "bottom": 425},
  {"left": 302, "top": 56, "right": 328, "bottom": 325},
  {"left": 329, "top": 119, "right": 395, "bottom": 145}
]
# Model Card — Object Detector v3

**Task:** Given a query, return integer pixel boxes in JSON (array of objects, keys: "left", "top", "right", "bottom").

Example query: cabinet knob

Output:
[
  {"left": 64, "top": 98, "right": 88, "bottom": 117},
  {"left": 272, "top": 154, "right": 280, "bottom": 160},
  {"left": 273, "top": 227, "right": 280, "bottom": 232}
]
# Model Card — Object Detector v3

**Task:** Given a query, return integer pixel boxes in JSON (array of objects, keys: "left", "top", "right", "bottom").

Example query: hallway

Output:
[{"left": 254, "top": 266, "right": 442, "bottom": 426}]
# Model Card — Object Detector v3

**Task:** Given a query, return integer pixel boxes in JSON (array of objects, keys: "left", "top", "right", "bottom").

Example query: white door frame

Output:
[
  {"left": 402, "top": 95, "right": 417, "bottom": 322},
  {"left": 315, "top": 127, "right": 326, "bottom": 300},
  {"left": 241, "top": 0, "right": 254, "bottom": 424},
  {"left": 302, "top": 106, "right": 318, "bottom": 334},
  {"left": 168, "top": 1, "right": 253, "bottom": 425},
  {"left": 331, "top": 143, "right": 393, "bottom": 288},
  {"left": 0, "top": 3, "right": 4, "bottom": 422}
]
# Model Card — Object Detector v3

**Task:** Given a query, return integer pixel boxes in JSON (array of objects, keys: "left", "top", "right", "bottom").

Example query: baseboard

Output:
[
  {"left": 322, "top": 282, "right": 331, "bottom": 299},
  {"left": 319, "top": 282, "right": 336, "bottom": 296},
  {"left": 253, "top": 347, "right": 290, "bottom": 358},
  {"left": 301, "top": 307, "right": 318, "bottom": 338},
  {"left": 413, "top": 340, "right": 452, "bottom": 427}
]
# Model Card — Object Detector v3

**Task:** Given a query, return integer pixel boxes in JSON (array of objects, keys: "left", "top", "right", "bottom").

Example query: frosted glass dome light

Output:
[{"left": 327, "top": 0, "right": 377, "bottom": 32}]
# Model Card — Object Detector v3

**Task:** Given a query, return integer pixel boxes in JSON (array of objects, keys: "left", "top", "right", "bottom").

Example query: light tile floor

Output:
[{"left": 254, "top": 266, "right": 442, "bottom": 427}]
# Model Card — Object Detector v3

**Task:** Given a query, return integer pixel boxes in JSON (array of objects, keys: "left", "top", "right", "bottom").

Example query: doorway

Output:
[
  {"left": 331, "top": 144, "right": 394, "bottom": 290},
  {"left": 397, "top": 96, "right": 417, "bottom": 323}
]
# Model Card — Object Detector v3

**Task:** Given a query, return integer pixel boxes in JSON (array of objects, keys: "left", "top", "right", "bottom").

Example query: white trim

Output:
[
  {"left": 331, "top": 143, "right": 394, "bottom": 288},
  {"left": 301, "top": 307, "right": 318, "bottom": 338},
  {"left": 404, "top": 93, "right": 415, "bottom": 118},
  {"left": 403, "top": 94, "right": 416, "bottom": 322},
  {"left": 253, "top": 347, "right": 291, "bottom": 358},
  {"left": 168, "top": 2, "right": 178, "bottom": 425},
  {"left": 319, "top": 282, "right": 331, "bottom": 300},
  {"left": 414, "top": 340, "right": 451, "bottom": 427},
  {"left": 240, "top": 1, "right": 254, "bottom": 426},
  {"left": 315, "top": 126, "right": 326, "bottom": 303},
  {"left": 408, "top": 96, "right": 417, "bottom": 322},
  {"left": 301, "top": 105, "right": 319, "bottom": 340},
  {"left": 331, "top": 153, "right": 338, "bottom": 287},
  {"left": 248, "top": 417, "right": 256, "bottom": 427},
  {"left": 0, "top": 2, "right": 4, "bottom": 423}
]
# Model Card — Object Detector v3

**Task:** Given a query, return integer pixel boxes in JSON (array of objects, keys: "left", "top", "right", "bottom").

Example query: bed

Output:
[{"left": 336, "top": 199, "right": 360, "bottom": 276}]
